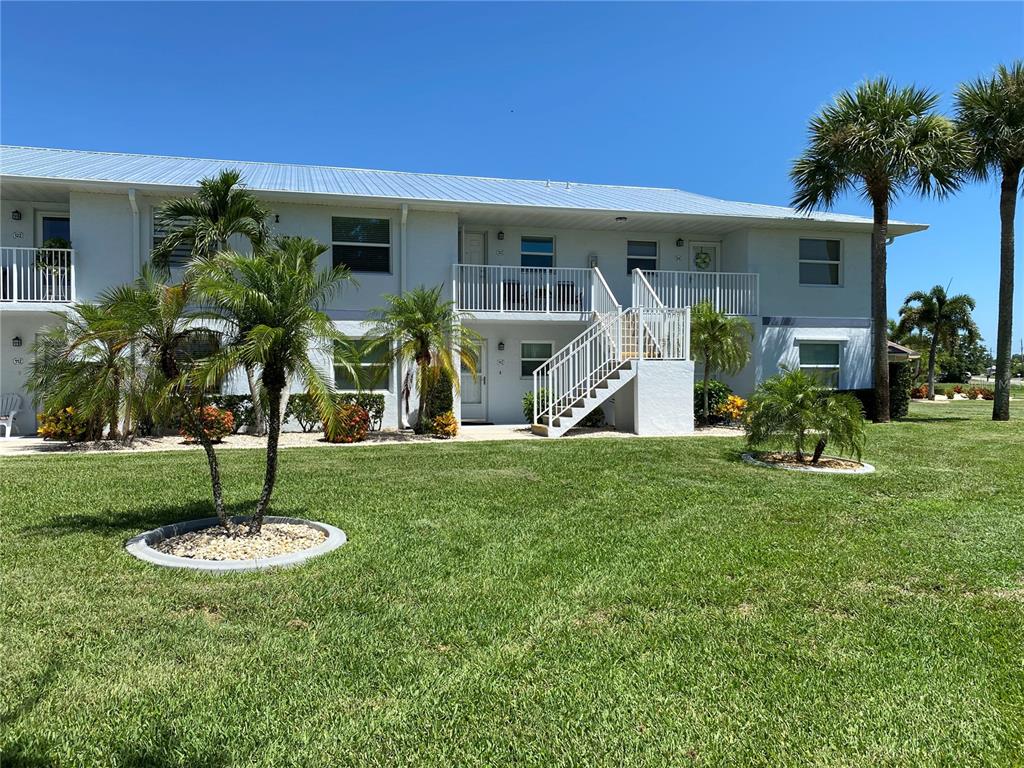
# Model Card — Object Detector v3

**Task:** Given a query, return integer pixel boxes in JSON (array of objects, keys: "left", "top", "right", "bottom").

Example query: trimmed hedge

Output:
[{"left": 283, "top": 392, "right": 385, "bottom": 432}]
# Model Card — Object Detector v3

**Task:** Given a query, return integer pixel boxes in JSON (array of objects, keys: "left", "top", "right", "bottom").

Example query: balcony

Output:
[
  {"left": 453, "top": 264, "right": 619, "bottom": 316},
  {"left": 1, "top": 247, "right": 76, "bottom": 306},
  {"left": 637, "top": 269, "right": 759, "bottom": 316}
]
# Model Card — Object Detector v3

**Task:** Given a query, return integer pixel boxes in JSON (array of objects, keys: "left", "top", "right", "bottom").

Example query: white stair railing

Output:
[{"left": 592, "top": 266, "right": 621, "bottom": 316}]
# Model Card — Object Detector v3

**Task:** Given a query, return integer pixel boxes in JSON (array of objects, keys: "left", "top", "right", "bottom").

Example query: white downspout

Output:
[
  {"left": 398, "top": 203, "right": 410, "bottom": 428},
  {"left": 127, "top": 188, "right": 141, "bottom": 276}
]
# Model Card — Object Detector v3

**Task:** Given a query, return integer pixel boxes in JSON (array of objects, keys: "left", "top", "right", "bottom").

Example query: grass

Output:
[{"left": 2, "top": 401, "right": 1022, "bottom": 767}]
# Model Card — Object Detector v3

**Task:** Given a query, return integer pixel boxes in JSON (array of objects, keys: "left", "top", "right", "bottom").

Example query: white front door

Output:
[
  {"left": 689, "top": 242, "right": 719, "bottom": 272},
  {"left": 462, "top": 232, "right": 487, "bottom": 265},
  {"left": 461, "top": 340, "right": 487, "bottom": 421}
]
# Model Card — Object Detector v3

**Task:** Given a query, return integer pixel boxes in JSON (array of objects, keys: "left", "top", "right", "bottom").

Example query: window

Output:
[
  {"left": 332, "top": 217, "right": 391, "bottom": 273},
  {"left": 799, "top": 342, "right": 841, "bottom": 388},
  {"left": 152, "top": 213, "right": 193, "bottom": 267},
  {"left": 626, "top": 240, "right": 658, "bottom": 274},
  {"left": 799, "top": 239, "right": 841, "bottom": 285},
  {"left": 335, "top": 340, "right": 390, "bottom": 391},
  {"left": 521, "top": 341, "right": 553, "bottom": 377},
  {"left": 520, "top": 236, "right": 554, "bottom": 268},
  {"left": 40, "top": 215, "right": 70, "bottom": 244}
]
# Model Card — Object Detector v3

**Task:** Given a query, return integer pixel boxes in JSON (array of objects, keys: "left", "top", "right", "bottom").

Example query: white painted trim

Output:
[{"left": 797, "top": 236, "right": 844, "bottom": 287}]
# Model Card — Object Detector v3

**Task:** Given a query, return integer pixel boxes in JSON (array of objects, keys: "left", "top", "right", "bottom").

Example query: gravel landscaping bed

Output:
[{"left": 154, "top": 522, "right": 328, "bottom": 561}]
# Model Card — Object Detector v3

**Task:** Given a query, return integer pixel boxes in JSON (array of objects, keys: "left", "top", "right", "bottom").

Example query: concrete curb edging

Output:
[
  {"left": 741, "top": 453, "right": 876, "bottom": 475},
  {"left": 125, "top": 516, "right": 347, "bottom": 573}
]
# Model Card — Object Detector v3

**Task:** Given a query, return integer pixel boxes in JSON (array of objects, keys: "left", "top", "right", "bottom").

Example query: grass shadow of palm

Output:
[{"left": 26, "top": 500, "right": 257, "bottom": 539}]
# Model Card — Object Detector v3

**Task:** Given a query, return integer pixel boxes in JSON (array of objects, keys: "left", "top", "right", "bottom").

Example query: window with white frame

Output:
[
  {"left": 799, "top": 342, "right": 841, "bottom": 388},
  {"left": 799, "top": 238, "right": 841, "bottom": 285},
  {"left": 335, "top": 339, "right": 390, "bottom": 391},
  {"left": 520, "top": 236, "right": 554, "bottom": 268},
  {"left": 626, "top": 240, "right": 658, "bottom": 274},
  {"left": 332, "top": 217, "right": 391, "bottom": 273},
  {"left": 521, "top": 341, "right": 553, "bottom": 377}
]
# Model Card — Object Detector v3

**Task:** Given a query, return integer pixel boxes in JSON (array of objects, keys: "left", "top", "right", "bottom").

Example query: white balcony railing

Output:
[
  {"left": 1, "top": 247, "right": 76, "bottom": 304},
  {"left": 638, "top": 269, "right": 759, "bottom": 316},
  {"left": 453, "top": 264, "right": 597, "bottom": 313}
]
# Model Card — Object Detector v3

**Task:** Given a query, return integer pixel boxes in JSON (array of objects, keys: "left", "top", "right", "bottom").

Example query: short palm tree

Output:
[
  {"left": 690, "top": 301, "right": 752, "bottom": 424},
  {"left": 101, "top": 270, "right": 228, "bottom": 522},
  {"left": 365, "top": 286, "right": 480, "bottom": 433},
  {"left": 151, "top": 169, "right": 270, "bottom": 272},
  {"left": 191, "top": 236, "right": 355, "bottom": 532},
  {"left": 746, "top": 368, "right": 866, "bottom": 464},
  {"left": 27, "top": 303, "right": 134, "bottom": 441},
  {"left": 955, "top": 61, "right": 1024, "bottom": 421},
  {"left": 153, "top": 169, "right": 272, "bottom": 433},
  {"left": 791, "top": 78, "right": 969, "bottom": 423},
  {"left": 897, "top": 285, "right": 978, "bottom": 399}
]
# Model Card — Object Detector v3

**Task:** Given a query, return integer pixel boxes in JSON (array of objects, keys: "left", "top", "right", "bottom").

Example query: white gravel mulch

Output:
[{"left": 154, "top": 522, "right": 327, "bottom": 561}]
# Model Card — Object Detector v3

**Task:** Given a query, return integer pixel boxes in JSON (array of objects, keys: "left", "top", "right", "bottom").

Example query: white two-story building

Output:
[{"left": 0, "top": 146, "right": 925, "bottom": 436}]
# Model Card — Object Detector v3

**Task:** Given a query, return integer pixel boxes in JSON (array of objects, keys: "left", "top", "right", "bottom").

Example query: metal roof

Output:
[{"left": 0, "top": 145, "right": 925, "bottom": 232}]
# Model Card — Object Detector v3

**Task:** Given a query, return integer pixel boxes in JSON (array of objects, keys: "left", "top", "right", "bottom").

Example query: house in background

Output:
[{"left": 0, "top": 146, "right": 926, "bottom": 436}]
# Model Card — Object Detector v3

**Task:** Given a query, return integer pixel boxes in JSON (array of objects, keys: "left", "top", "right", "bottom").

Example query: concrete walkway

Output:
[{"left": 0, "top": 424, "right": 743, "bottom": 457}]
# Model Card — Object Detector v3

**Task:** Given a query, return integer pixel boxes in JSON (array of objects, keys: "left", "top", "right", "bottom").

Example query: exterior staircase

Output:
[{"left": 531, "top": 269, "right": 690, "bottom": 437}]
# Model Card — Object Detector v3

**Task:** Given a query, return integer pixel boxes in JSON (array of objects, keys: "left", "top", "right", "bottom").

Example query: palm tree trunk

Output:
[
  {"left": 811, "top": 436, "right": 827, "bottom": 465},
  {"left": 252, "top": 373, "right": 285, "bottom": 533},
  {"left": 993, "top": 166, "right": 1019, "bottom": 421},
  {"left": 927, "top": 330, "right": 939, "bottom": 400},
  {"left": 871, "top": 197, "right": 891, "bottom": 423},
  {"left": 184, "top": 396, "right": 227, "bottom": 527},
  {"left": 246, "top": 365, "right": 266, "bottom": 435}
]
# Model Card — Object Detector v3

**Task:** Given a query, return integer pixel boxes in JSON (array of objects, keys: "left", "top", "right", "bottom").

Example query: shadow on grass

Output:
[
  {"left": 899, "top": 416, "right": 972, "bottom": 423},
  {"left": 25, "top": 500, "right": 258, "bottom": 540}
]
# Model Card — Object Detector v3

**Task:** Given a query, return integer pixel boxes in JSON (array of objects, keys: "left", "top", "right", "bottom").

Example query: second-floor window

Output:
[
  {"left": 152, "top": 213, "right": 194, "bottom": 268},
  {"left": 521, "top": 236, "right": 554, "bottom": 268},
  {"left": 799, "top": 238, "right": 841, "bottom": 286},
  {"left": 332, "top": 216, "right": 391, "bottom": 273},
  {"left": 626, "top": 240, "right": 658, "bottom": 274},
  {"left": 335, "top": 339, "right": 390, "bottom": 391}
]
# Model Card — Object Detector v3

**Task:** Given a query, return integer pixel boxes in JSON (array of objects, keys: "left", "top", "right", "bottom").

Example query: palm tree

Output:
[
  {"left": 897, "top": 285, "right": 977, "bottom": 399},
  {"left": 101, "top": 270, "right": 229, "bottom": 524},
  {"left": 191, "top": 236, "right": 355, "bottom": 532},
  {"left": 746, "top": 368, "right": 866, "bottom": 464},
  {"left": 151, "top": 169, "right": 270, "bottom": 271},
  {"left": 365, "top": 286, "right": 480, "bottom": 433},
  {"left": 152, "top": 168, "right": 272, "bottom": 433},
  {"left": 955, "top": 62, "right": 1024, "bottom": 421},
  {"left": 690, "top": 301, "right": 752, "bottom": 424},
  {"left": 791, "top": 78, "right": 969, "bottom": 423}
]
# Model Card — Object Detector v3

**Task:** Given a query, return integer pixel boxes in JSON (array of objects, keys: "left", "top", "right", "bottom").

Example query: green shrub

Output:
[
  {"left": 694, "top": 380, "right": 732, "bottom": 423},
  {"left": 522, "top": 387, "right": 551, "bottom": 423},
  {"left": 889, "top": 361, "right": 913, "bottom": 419},
  {"left": 324, "top": 404, "right": 370, "bottom": 443},
  {"left": 420, "top": 370, "right": 454, "bottom": 433},
  {"left": 36, "top": 406, "right": 97, "bottom": 442},
  {"left": 579, "top": 406, "right": 605, "bottom": 428},
  {"left": 283, "top": 394, "right": 322, "bottom": 432},
  {"left": 282, "top": 392, "right": 385, "bottom": 432}
]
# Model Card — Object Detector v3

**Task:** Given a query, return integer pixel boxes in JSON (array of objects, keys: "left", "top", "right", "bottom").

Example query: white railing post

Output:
[
  {"left": 10, "top": 255, "right": 18, "bottom": 303},
  {"left": 685, "top": 306, "right": 691, "bottom": 361}
]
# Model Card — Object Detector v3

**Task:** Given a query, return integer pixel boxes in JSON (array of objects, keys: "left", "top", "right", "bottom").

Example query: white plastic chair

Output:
[{"left": 0, "top": 393, "right": 22, "bottom": 439}]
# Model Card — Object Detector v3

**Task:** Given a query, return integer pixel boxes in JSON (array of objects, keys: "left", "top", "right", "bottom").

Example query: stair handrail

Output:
[{"left": 592, "top": 266, "right": 622, "bottom": 316}]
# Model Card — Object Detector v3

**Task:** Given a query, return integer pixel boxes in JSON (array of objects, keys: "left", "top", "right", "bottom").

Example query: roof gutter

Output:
[{"left": 400, "top": 203, "right": 408, "bottom": 294}]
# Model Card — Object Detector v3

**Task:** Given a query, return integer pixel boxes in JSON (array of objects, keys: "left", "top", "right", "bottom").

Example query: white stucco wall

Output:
[
  {"left": 0, "top": 310, "right": 58, "bottom": 433},
  {"left": 614, "top": 360, "right": 694, "bottom": 436}
]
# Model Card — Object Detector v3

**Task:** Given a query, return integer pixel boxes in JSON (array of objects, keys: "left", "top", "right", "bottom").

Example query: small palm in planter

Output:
[{"left": 745, "top": 368, "right": 866, "bottom": 465}]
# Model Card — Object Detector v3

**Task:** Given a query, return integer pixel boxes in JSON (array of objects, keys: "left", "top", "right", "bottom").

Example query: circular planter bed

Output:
[
  {"left": 126, "top": 516, "right": 347, "bottom": 572},
  {"left": 741, "top": 452, "right": 875, "bottom": 475}
]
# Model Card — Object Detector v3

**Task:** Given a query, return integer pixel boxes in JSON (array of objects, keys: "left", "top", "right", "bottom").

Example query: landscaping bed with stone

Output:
[
  {"left": 742, "top": 451, "right": 875, "bottom": 474},
  {"left": 153, "top": 521, "right": 327, "bottom": 561}
]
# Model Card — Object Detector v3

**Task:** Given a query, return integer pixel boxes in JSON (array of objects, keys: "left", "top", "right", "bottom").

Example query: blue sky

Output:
[{"left": 2, "top": 1, "right": 1021, "bottom": 347}]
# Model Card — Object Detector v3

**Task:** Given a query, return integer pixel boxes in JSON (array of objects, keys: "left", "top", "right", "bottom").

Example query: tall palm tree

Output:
[
  {"left": 897, "top": 285, "right": 978, "bottom": 399},
  {"left": 690, "top": 301, "right": 752, "bottom": 424},
  {"left": 151, "top": 169, "right": 270, "bottom": 271},
  {"left": 191, "top": 236, "right": 355, "bottom": 532},
  {"left": 955, "top": 62, "right": 1024, "bottom": 421},
  {"left": 365, "top": 286, "right": 480, "bottom": 433},
  {"left": 791, "top": 78, "right": 969, "bottom": 423},
  {"left": 101, "top": 270, "right": 229, "bottom": 524},
  {"left": 152, "top": 168, "right": 272, "bottom": 433}
]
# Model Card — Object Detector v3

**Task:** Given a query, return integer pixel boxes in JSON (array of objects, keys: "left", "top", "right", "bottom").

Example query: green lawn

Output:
[{"left": 2, "top": 402, "right": 1022, "bottom": 767}]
